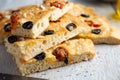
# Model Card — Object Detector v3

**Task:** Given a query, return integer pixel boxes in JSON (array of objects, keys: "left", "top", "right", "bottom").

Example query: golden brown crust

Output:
[{"left": 68, "top": 3, "right": 96, "bottom": 17}]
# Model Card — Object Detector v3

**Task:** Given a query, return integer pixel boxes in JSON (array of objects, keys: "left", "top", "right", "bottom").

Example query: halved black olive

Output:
[
  {"left": 22, "top": 21, "right": 33, "bottom": 29},
  {"left": 44, "top": 30, "right": 54, "bottom": 35},
  {"left": 91, "top": 29, "right": 101, "bottom": 34},
  {"left": 34, "top": 52, "right": 46, "bottom": 60},
  {"left": 66, "top": 23, "right": 77, "bottom": 31},
  {"left": 81, "top": 14, "right": 90, "bottom": 18},
  {"left": 8, "top": 36, "right": 17, "bottom": 43},
  {"left": 4, "top": 23, "right": 11, "bottom": 32},
  {"left": 11, "top": 10, "right": 20, "bottom": 14},
  {"left": 64, "top": 57, "right": 68, "bottom": 64}
]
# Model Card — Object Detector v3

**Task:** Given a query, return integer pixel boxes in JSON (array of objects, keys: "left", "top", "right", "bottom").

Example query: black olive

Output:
[
  {"left": 64, "top": 57, "right": 68, "bottom": 64},
  {"left": 22, "top": 21, "right": 33, "bottom": 29},
  {"left": 81, "top": 14, "right": 90, "bottom": 18},
  {"left": 48, "top": 67, "right": 51, "bottom": 69},
  {"left": 66, "top": 23, "right": 77, "bottom": 31},
  {"left": 8, "top": 36, "right": 17, "bottom": 43},
  {"left": 34, "top": 52, "right": 46, "bottom": 60},
  {"left": 11, "top": 10, "right": 20, "bottom": 14},
  {"left": 44, "top": 30, "right": 54, "bottom": 35},
  {"left": 4, "top": 23, "right": 11, "bottom": 32},
  {"left": 91, "top": 29, "right": 101, "bottom": 34}
]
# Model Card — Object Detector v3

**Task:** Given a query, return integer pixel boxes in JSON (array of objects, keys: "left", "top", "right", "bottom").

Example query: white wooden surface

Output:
[{"left": 0, "top": 0, "right": 120, "bottom": 80}]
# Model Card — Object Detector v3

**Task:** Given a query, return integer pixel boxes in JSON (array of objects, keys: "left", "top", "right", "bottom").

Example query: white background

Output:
[{"left": 0, "top": 0, "right": 120, "bottom": 80}]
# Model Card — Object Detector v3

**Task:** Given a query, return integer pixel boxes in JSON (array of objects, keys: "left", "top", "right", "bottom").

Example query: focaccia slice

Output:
[
  {"left": 10, "top": 1, "right": 73, "bottom": 38},
  {"left": 5, "top": 13, "right": 88, "bottom": 61},
  {"left": 0, "top": 1, "right": 73, "bottom": 43},
  {"left": 14, "top": 38, "right": 96, "bottom": 75},
  {"left": 68, "top": 3, "right": 120, "bottom": 44}
]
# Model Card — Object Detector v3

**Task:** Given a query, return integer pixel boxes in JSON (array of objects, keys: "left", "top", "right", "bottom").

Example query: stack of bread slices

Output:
[{"left": 0, "top": 0, "right": 120, "bottom": 75}]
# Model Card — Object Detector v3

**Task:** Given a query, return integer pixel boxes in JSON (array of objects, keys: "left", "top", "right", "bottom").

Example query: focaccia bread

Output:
[
  {"left": 14, "top": 38, "right": 96, "bottom": 75},
  {"left": 5, "top": 13, "right": 88, "bottom": 61},
  {"left": 0, "top": 12, "right": 11, "bottom": 44},
  {"left": 10, "top": 1, "right": 73, "bottom": 38},
  {"left": 68, "top": 3, "right": 120, "bottom": 44}
]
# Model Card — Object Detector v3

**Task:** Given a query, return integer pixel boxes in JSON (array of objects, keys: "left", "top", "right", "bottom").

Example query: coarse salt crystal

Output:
[
  {"left": 30, "top": 10, "right": 34, "bottom": 16},
  {"left": 5, "top": 15, "right": 10, "bottom": 19},
  {"left": 106, "top": 27, "right": 110, "bottom": 31},
  {"left": 40, "top": 5, "right": 46, "bottom": 10},
  {"left": 23, "top": 13, "right": 27, "bottom": 18}
]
